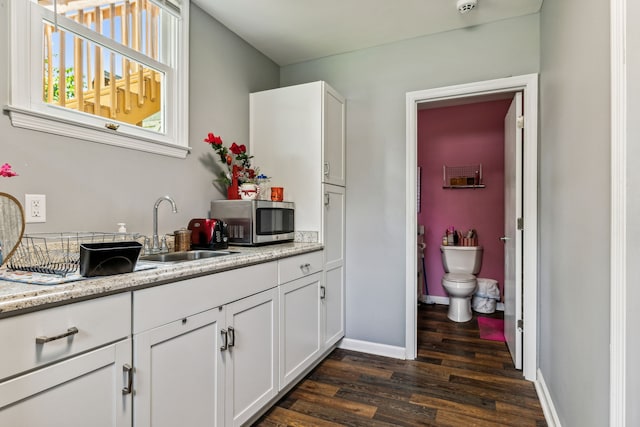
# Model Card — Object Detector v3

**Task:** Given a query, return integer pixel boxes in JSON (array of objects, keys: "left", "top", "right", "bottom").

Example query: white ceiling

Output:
[{"left": 192, "top": 0, "right": 543, "bottom": 66}]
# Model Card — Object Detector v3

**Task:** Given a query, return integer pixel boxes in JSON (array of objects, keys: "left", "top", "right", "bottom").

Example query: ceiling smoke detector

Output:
[{"left": 457, "top": 0, "right": 478, "bottom": 14}]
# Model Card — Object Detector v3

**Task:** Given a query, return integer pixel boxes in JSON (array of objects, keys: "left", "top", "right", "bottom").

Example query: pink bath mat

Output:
[{"left": 477, "top": 317, "right": 505, "bottom": 342}]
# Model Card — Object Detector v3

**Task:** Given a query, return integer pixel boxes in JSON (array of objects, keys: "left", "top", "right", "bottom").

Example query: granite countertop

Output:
[{"left": 0, "top": 242, "right": 323, "bottom": 317}]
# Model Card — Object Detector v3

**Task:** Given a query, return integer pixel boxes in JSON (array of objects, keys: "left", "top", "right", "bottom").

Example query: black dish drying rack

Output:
[{"left": 8, "top": 232, "right": 142, "bottom": 277}]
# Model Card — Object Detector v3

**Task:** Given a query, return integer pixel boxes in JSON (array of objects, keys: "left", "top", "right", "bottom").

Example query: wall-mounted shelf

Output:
[{"left": 443, "top": 164, "right": 485, "bottom": 189}]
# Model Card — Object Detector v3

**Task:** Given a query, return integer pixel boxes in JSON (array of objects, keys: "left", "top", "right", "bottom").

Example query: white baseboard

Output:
[
  {"left": 419, "top": 295, "right": 448, "bottom": 305},
  {"left": 338, "top": 338, "right": 406, "bottom": 359},
  {"left": 419, "top": 295, "right": 505, "bottom": 312},
  {"left": 535, "top": 368, "right": 562, "bottom": 427}
]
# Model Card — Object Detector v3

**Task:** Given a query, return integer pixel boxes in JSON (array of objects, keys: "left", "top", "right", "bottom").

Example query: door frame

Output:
[{"left": 405, "top": 74, "right": 539, "bottom": 381}]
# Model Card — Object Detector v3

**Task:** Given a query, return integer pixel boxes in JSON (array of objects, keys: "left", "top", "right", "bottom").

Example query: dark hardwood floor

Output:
[{"left": 255, "top": 303, "right": 547, "bottom": 426}]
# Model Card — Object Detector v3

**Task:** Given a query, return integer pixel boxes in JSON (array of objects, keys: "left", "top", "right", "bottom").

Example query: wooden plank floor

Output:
[{"left": 255, "top": 303, "right": 547, "bottom": 426}]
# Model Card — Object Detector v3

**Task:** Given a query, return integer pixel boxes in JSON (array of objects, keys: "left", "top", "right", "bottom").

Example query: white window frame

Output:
[{"left": 5, "top": 0, "right": 190, "bottom": 158}]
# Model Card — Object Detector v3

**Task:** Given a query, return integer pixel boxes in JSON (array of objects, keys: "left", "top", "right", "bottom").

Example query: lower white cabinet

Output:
[
  {"left": 323, "top": 184, "right": 346, "bottom": 350},
  {"left": 0, "top": 253, "right": 339, "bottom": 427},
  {"left": 279, "top": 271, "right": 322, "bottom": 389},
  {"left": 0, "top": 293, "right": 132, "bottom": 427},
  {"left": 132, "top": 265, "right": 279, "bottom": 427},
  {"left": 223, "top": 288, "right": 279, "bottom": 427},
  {"left": 0, "top": 339, "right": 131, "bottom": 427},
  {"left": 133, "top": 308, "right": 225, "bottom": 427},
  {"left": 323, "top": 263, "right": 345, "bottom": 349}
]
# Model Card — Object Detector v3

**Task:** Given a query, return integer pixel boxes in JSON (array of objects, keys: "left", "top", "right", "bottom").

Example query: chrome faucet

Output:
[{"left": 152, "top": 196, "right": 178, "bottom": 253}]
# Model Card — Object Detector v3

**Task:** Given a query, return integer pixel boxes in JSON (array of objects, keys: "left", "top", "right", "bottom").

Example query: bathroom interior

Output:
[{"left": 416, "top": 96, "right": 514, "bottom": 329}]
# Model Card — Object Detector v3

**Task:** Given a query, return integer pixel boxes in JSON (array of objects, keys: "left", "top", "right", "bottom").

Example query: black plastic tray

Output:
[{"left": 79, "top": 241, "right": 142, "bottom": 277}]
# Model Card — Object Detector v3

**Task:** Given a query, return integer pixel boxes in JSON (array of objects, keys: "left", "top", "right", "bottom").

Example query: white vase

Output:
[{"left": 239, "top": 183, "right": 259, "bottom": 200}]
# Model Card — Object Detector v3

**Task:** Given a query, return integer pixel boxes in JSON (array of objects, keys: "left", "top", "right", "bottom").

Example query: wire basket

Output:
[
  {"left": 443, "top": 164, "right": 483, "bottom": 188},
  {"left": 8, "top": 232, "right": 142, "bottom": 277}
]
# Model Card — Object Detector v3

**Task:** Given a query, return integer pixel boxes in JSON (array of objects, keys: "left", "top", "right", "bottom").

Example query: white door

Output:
[{"left": 503, "top": 92, "right": 523, "bottom": 369}]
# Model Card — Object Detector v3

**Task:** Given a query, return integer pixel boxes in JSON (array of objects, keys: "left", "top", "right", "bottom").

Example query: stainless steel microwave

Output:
[{"left": 210, "top": 200, "right": 295, "bottom": 246}]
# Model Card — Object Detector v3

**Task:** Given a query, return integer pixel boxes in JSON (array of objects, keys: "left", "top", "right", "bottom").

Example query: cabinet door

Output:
[
  {"left": 323, "top": 263, "right": 345, "bottom": 349},
  {"left": 324, "top": 184, "right": 345, "bottom": 265},
  {"left": 134, "top": 308, "right": 225, "bottom": 427},
  {"left": 0, "top": 339, "right": 131, "bottom": 427},
  {"left": 323, "top": 184, "right": 346, "bottom": 349},
  {"left": 279, "top": 272, "right": 322, "bottom": 389},
  {"left": 323, "top": 84, "right": 346, "bottom": 186},
  {"left": 224, "top": 288, "right": 278, "bottom": 427}
]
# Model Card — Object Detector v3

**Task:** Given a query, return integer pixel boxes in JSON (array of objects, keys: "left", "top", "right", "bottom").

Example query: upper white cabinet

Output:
[
  {"left": 323, "top": 86, "right": 347, "bottom": 186},
  {"left": 251, "top": 81, "right": 346, "bottom": 235}
]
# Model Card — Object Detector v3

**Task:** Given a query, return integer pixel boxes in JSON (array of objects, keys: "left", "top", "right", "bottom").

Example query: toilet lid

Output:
[{"left": 443, "top": 273, "right": 476, "bottom": 283}]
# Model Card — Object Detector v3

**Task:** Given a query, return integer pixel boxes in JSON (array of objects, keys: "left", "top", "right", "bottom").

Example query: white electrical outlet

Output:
[{"left": 25, "top": 194, "right": 46, "bottom": 223}]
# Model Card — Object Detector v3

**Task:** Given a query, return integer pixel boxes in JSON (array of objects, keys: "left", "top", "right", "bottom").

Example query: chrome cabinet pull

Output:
[
  {"left": 122, "top": 364, "right": 133, "bottom": 395},
  {"left": 300, "top": 263, "right": 311, "bottom": 274},
  {"left": 324, "top": 161, "right": 330, "bottom": 177},
  {"left": 324, "top": 193, "right": 330, "bottom": 206},
  {"left": 320, "top": 285, "right": 326, "bottom": 300},
  {"left": 35, "top": 327, "right": 79, "bottom": 344},
  {"left": 220, "top": 329, "right": 228, "bottom": 351},
  {"left": 228, "top": 327, "right": 235, "bottom": 348}
]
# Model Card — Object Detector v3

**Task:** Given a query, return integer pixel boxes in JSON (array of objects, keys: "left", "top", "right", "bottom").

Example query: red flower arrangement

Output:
[{"left": 204, "top": 132, "right": 260, "bottom": 198}]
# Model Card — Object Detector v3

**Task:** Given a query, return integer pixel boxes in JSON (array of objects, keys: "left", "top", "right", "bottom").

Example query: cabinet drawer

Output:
[
  {"left": 0, "top": 293, "right": 131, "bottom": 381},
  {"left": 278, "top": 251, "right": 323, "bottom": 284},
  {"left": 133, "top": 261, "right": 278, "bottom": 333}
]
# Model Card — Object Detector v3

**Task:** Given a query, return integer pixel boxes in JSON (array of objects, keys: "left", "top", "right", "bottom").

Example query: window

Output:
[{"left": 7, "top": 0, "right": 190, "bottom": 158}]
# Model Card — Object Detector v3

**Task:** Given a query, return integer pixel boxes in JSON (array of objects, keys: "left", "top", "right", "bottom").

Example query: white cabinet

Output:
[
  {"left": 323, "top": 184, "right": 346, "bottom": 349},
  {"left": 251, "top": 80, "right": 346, "bottom": 235},
  {"left": 132, "top": 262, "right": 278, "bottom": 427},
  {"left": 0, "top": 294, "right": 132, "bottom": 426},
  {"left": 251, "top": 81, "right": 347, "bottom": 354},
  {"left": 323, "top": 85, "right": 346, "bottom": 186},
  {"left": 223, "top": 288, "right": 278, "bottom": 427},
  {"left": 278, "top": 252, "right": 324, "bottom": 389},
  {"left": 0, "top": 339, "right": 132, "bottom": 427},
  {"left": 133, "top": 309, "right": 225, "bottom": 427}
]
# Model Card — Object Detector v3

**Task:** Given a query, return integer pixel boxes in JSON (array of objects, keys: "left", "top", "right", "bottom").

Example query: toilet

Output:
[{"left": 440, "top": 245, "right": 483, "bottom": 322}]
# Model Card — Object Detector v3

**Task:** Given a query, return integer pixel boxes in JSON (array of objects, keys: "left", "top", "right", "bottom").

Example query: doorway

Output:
[{"left": 405, "top": 74, "right": 539, "bottom": 381}]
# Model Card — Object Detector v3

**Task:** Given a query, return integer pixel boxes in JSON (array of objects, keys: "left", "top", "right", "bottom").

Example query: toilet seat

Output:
[{"left": 443, "top": 273, "right": 476, "bottom": 283}]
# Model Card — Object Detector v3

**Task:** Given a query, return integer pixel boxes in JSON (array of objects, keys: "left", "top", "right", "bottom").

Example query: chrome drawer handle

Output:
[
  {"left": 320, "top": 285, "right": 326, "bottom": 300},
  {"left": 228, "top": 327, "right": 235, "bottom": 348},
  {"left": 36, "top": 327, "right": 79, "bottom": 345},
  {"left": 220, "top": 329, "right": 228, "bottom": 351},
  {"left": 300, "top": 263, "right": 311, "bottom": 274},
  {"left": 122, "top": 364, "right": 133, "bottom": 395}
]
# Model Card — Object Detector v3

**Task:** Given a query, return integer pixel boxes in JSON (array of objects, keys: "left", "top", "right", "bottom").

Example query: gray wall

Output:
[
  {"left": 281, "top": 14, "right": 540, "bottom": 347},
  {"left": 539, "top": 1, "right": 611, "bottom": 425},
  {"left": 0, "top": 3, "right": 279, "bottom": 237}
]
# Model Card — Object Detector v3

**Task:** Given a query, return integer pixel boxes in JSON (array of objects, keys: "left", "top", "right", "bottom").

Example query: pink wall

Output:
[{"left": 417, "top": 99, "right": 511, "bottom": 299}]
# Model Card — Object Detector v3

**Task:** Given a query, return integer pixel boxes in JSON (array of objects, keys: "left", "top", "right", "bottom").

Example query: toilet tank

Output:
[{"left": 440, "top": 246, "right": 483, "bottom": 274}]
